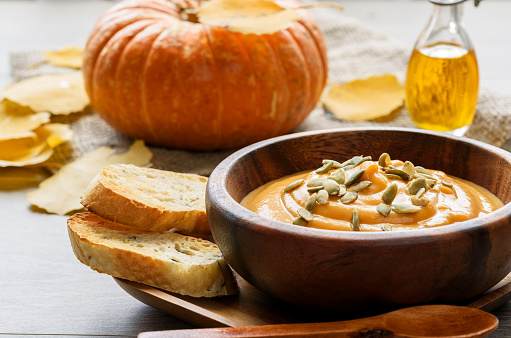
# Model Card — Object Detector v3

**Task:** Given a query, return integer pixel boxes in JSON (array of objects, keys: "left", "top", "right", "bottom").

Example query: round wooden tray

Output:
[{"left": 115, "top": 272, "right": 511, "bottom": 328}]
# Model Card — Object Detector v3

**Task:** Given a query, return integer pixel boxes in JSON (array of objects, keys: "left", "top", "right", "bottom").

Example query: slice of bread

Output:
[
  {"left": 68, "top": 212, "right": 237, "bottom": 297},
  {"left": 81, "top": 164, "right": 209, "bottom": 234}
]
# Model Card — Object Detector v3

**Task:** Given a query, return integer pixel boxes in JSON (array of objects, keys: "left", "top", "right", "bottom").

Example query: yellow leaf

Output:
[
  {"left": 44, "top": 47, "right": 83, "bottom": 69},
  {"left": 0, "top": 167, "right": 49, "bottom": 190},
  {"left": 0, "top": 123, "right": 72, "bottom": 167},
  {"left": 0, "top": 100, "right": 50, "bottom": 140},
  {"left": 322, "top": 74, "right": 405, "bottom": 121},
  {"left": 2, "top": 72, "right": 89, "bottom": 115},
  {"left": 198, "top": 0, "right": 300, "bottom": 34},
  {"left": 27, "top": 141, "right": 153, "bottom": 215}
]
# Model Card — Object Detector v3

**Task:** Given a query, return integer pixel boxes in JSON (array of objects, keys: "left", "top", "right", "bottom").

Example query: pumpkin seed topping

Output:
[
  {"left": 316, "top": 189, "right": 329, "bottom": 204},
  {"left": 382, "top": 182, "right": 398, "bottom": 205},
  {"left": 411, "top": 195, "right": 429, "bottom": 206},
  {"left": 329, "top": 168, "right": 346, "bottom": 184},
  {"left": 352, "top": 155, "right": 372, "bottom": 167},
  {"left": 338, "top": 184, "right": 347, "bottom": 196},
  {"left": 284, "top": 179, "right": 305, "bottom": 192},
  {"left": 426, "top": 178, "right": 437, "bottom": 188},
  {"left": 351, "top": 208, "right": 360, "bottom": 231},
  {"left": 305, "top": 193, "right": 318, "bottom": 211},
  {"left": 341, "top": 191, "right": 358, "bottom": 204},
  {"left": 307, "top": 185, "right": 323, "bottom": 193},
  {"left": 416, "top": 187, "right": 426, "bottom": 199},
  {"left": 383, "top": 167, "right": 410, "bottom": 181},
  {"left": 402, "top": 161, "right": 416, "bottom": 177},
  {"left": 315, "top": 161, "right": 333, "bottom": 174},
  {"left": 442, "top": 180, "right": 458, "bottom": 198},
  {"left": 391, "top": 203, "right": 422, "bottom": 214},
  {"left": 407, "top": 178, "right": 427, "bottom": 195},
  {"left": 323, "top": 159, "right": 343, "bottom": 168},
  {"left": 307, "top": 178, "right": 325, "bottom": 187},
  {"left": 349, "top": 180, "right": 372, "bottom": 192},
  {"left": 323, "top": 179, "right": 340, "bottom": 195},
  {"left": 415, "top": 172, "right": 437, "bottom": 180},
  {"left": 297, "top": 207, "right": 314, "bottom": 222},
  {"left": 384, "top": 173, "right": 404, "bottom": 181},
  {"left": 292, "top": 217, "right": 308, "bottom": 226},
  {"left": 415, "top": 166, "right": 433, "bottom": 174},
  {"left": 377, "top": 203, "right": 392, "bottom": 217},
  {"left": 378, "top": 153, "right": 391, "bottom": 167},
  {"left": 345, "top": 168, "right": 365, "bottom": 186}
]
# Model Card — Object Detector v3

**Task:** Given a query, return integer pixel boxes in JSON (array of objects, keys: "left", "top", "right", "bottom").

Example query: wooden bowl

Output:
[{"left": 206, "top": 128, "right": 511, "bottom": 310}]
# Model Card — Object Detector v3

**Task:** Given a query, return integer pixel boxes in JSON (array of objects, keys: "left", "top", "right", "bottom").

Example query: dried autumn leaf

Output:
[
  {"left": 322, "top": 74, "right": 405, "bottom": 121},
  {"left": 0, "top": 100, "right": 50, "bottom": 140},
  {"left": 198, "top": 0, "right": 300, "bottom": 34},
  {"left": 27, "top": 140, "right": 153, "bottom": 215},
  {"left": 0, "top": 167, "right": 49, "bottom": 190},
  {"left": 0, "top": 123, "right": 72, "bottom": 167},
  {"left": 2, "top": 72, "right": 89, "bottom": 115},
  {"left": 44, "top": 47, "right": 83, "bottom": 69}
]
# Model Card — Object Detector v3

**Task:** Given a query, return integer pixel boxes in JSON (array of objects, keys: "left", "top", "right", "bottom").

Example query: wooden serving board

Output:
[{"left": 115, "top": 272, "right": 511, "bottom": 328}]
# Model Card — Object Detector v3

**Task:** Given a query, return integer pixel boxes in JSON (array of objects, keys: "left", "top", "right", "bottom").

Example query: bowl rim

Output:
[{"left": 207, "top": 127, "right": 511, "bottom": 241}]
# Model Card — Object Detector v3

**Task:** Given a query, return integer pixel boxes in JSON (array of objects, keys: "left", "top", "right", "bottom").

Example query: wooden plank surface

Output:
[{"left": 0, "top": 1, "right": 510, "bottom": 337}]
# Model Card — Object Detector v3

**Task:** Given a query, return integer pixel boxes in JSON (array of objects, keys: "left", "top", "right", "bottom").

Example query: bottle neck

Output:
[{"left": 431, "top": 3, "right": 463, "bottom": 28}]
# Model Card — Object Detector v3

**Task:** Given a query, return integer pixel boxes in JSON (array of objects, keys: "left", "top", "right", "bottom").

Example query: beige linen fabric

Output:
[{"left": 9, "top": 10, "right": 511, "bottom": 175}]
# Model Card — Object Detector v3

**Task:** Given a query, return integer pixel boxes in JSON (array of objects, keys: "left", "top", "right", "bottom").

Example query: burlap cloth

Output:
[{"left": 10, "top": 10, "right": 511, "bottom": 176}]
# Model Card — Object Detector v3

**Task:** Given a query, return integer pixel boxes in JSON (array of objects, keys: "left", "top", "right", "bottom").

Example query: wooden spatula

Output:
[{"left": 138, "top": 304, "right": 497, "bottom": 338}]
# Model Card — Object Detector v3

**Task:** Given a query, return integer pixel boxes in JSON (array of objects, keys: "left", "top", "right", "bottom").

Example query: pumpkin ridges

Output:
[
  {"left": 90, "top": 19, "right": 156, "bottom": 128},
  {"left": 285, "top": 28, "right": 313, "bottom": 131},
  {"left": 287, "top": 22, "right": 325, "bottom": 119},
  {"left": 298, "top": 19, "right": 328, "bottom": 90},
  {"left": 113, "top": 23, "right": 165, "bottom": 140},
  {"left": 259, "top": 37, "right": 291, "bottom": 138}
]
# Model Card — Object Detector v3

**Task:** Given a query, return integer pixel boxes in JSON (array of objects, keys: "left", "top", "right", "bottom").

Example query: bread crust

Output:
[
  {"left": 67, "top": 212, "right": 237, "bottom": 297},
  {"left": 81, "top": 165, "right": 209, "bottom": 234}
]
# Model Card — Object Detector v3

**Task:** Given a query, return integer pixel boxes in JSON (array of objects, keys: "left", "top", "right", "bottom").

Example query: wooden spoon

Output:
[{"left": 138, "top": 304, "right": 497, "bottom": 338}]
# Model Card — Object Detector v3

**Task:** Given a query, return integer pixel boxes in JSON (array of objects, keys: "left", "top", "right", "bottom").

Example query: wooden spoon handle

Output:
[{"left": 138, "top": 305, "right": 497, "bottom": 338}]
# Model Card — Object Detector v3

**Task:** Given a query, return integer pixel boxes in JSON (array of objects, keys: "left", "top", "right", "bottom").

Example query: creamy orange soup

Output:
[{"left": 242, "top": 154, "right": 502, "bottom": 231}]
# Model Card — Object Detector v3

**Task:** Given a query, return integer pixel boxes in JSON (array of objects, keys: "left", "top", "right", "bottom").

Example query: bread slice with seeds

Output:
[
  {"left": 68, "top": 212, "right": 237, "bottom": 297},
  {"left": 81, "top": 164, "right": 209, "bottom": 234}
]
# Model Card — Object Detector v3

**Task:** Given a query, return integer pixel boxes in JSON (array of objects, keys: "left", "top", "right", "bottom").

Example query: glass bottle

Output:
[{"left": 405, "top": 0, "right": 479, "bottom": 135}]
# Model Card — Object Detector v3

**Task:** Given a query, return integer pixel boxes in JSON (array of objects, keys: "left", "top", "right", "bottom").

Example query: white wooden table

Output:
[{"left": 1, "top": 1, "right": 510, "bottom": 337}]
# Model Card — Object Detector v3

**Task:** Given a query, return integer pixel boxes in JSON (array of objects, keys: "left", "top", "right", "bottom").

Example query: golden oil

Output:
[{"left": 406, "top": 42, "right": 479, "bottom": 132}]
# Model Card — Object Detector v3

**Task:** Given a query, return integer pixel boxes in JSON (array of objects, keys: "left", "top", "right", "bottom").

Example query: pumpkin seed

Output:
[
  {"left": 343, "top": 164, "right": 355, "bottom": 171},
  {"left": 323, "top": 159, "right": 343, "bottom": 168},
  {"left": 407, "top": 178, "right": 427, "bottom": 195},
  {"left": 352, "top": 155, "right": 372, "bottom": 167},
  {"left": 284, "top": 179, "right": 305, "bottom": 192},
  {"left": 349, "top": 180, "right": 372, "bottom": 192},
  {"left": 385, "top": 173, "right": 403, "bottom": 181},
  {"left": 316, "top": 189, "right": 329, "bottom": 204},
  {"left": 416, "top": 187, "right": 426, "bottom": 199},
  {"left": 307, "top": 185, "right": 323, "bottom": 193},
  {"left": 383, "top": 168, "right": 410, "bottom": 181},
  {"left": 315, "top": 161, "right": 333, "bottom": 174},
  {"left": 292, "top": 217, "right": 308, "bottom": 226},
  {"left": 381, "top": 224, "right": 393, "bottom": 231},
  {"left": 426, "top": 179, "right": 437, "bottom": 188},
  {"left": 351, "top": 208, "right": 360, "bottom": 231},
  {"left": 442, "top": 180, "right": 458, "bottom": 198},
  {"left": 345, "top": 168, "right": 365, "bottom": 186},
  {"left": 415, "top": 166, "right": 432, "bottom": 174},
  {"left": 340, "top": 191, "right": 358, "bottom": 204},
  {"left": 376, "top": 203, "right": 392, "bottom": 217},
  {"left": 415, "top": 172, "right": 437, "bottom": 180},
  {"left": 338, "top": 184, "right": 347, "bottom": 196},
  {"left": 329, "top": 168, "right": 346, "bottom": 184},
  {"left": 411, "top": 195, "right": 429, "bottom": 206},
  {"left": 391, "top": 203, "right": 422, "bottom": 214},
  {"left": 378, "top": 153, "right": 391, "bottom": 167},
  {"left": 382, "top": 182, "right": 398, "bottom": 205},
  {"left": 305, "top": 193, "right": 318, "bottom": 211},
  {"left": 297, "top": 207, "right": 314, "bottom": 222},
  {"left": 323, "top": 179, "right": 340, "bottom": 195},
  {"left": 307, "top": 178, "right": 325, "bottom": 187},
  {"left": 402, "top": 161, "right": 416, "bottom": 177}
]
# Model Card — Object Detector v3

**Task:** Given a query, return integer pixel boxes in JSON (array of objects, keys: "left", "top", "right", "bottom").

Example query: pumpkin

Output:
[{"left": 83, "top": 0, "right": 328, "bottom": 150}]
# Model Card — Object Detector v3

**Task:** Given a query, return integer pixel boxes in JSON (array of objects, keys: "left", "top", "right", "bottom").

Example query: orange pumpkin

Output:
[{"left": 84, "top": 0, "right": 328, "bottom": 150}]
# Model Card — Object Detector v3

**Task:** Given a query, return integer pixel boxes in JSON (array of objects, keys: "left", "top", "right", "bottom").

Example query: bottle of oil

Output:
[{"left": 406, "top": 0, "right": 479, "bottom": 135}]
